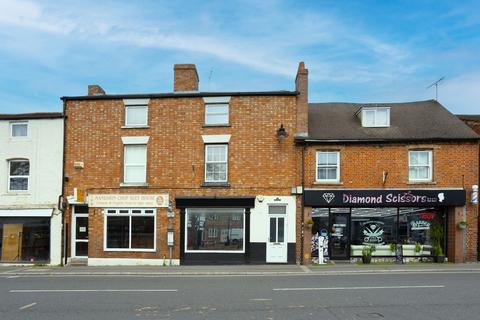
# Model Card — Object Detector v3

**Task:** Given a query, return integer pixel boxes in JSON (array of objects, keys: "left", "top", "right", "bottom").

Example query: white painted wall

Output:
[
  {"left": 250, "top": 195, "right": 296, "bottom": 243},
  {"left": 0, "top": 118, "right": 64, "bottom": 265}
]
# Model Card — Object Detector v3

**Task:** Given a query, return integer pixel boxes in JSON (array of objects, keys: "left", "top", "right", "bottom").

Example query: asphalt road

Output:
[{"left": 1, "top": 271, "right": 480, "bottom": 320}]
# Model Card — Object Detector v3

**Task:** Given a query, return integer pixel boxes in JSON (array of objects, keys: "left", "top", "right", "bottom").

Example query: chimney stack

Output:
[
  {"left": 174, "top": 64, "right": 199, "bottom": 92},
  {"left": 295, "top": 61, "right": 308, "bottom": 138},
  {"left": 88, "top": 85, "right": 106, "bottom": 96}
]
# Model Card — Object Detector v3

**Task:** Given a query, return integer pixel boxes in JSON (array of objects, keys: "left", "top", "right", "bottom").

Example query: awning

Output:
[{"left": 0, "top": 209, "right": 54, "bottom": 217}]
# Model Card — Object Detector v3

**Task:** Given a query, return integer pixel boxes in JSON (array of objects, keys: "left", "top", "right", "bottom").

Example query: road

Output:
[{"left": 1, "top": 269, "right": 480, "bottom": 319}]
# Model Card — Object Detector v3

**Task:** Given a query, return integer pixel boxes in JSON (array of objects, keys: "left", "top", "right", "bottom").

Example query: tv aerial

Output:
[{"left": 426, "top": 77, "right": 445, "bottom": 100}]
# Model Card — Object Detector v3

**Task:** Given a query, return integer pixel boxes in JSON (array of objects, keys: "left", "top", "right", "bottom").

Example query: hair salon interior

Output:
[{"left": 1, "top": 62, "right": 479, "bottom": 266}]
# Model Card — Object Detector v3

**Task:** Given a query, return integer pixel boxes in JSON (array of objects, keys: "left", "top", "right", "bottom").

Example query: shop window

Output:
[
  {"left": 351, "top": 208, "right": 397, "bottom": 257},
  {"left": 409, "top": 150, "right": 432, "bottom": 181},
  {"left": 205, "top": 104, "right": 229, "bottom": 125},
  {"left": 186, "top": 208, "right": 244, "bottom": 252},
  {"left": 10, "top": 121, "right": 28, "bottom": 137},
  {"left": 8, "top": 159, "right": 30, "bottom": 191},
  {"left": 0, "top": 218, "right": 50, "bottom": 262},
  {"left": 124, "top": 145, "right": 147, "bottom": 184},
  {"left": 105, "top": 209, "right": 155, "bottom": 251},
  {"left": 398, "top": 207, "right": 444, "bottom": 256},
  {"left": 316, "top": 151, "right": 339, "bottom": 182},
  {"left": 205, "top": 144, "right": 228, "bottom": 182}
]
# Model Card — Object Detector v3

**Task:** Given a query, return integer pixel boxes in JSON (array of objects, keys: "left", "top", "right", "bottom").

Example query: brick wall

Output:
[
  {"left": 64, "top": 95, "right": 298, "bottom": 260},
  {"left": 299, "top": 142, "right": 479, "bottom": 262}
]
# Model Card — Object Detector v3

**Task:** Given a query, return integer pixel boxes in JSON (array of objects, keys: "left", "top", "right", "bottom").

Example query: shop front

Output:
[
  {"left": 305, "top": 189, "right": 466, "bottom": 262},
  {"left": 0, "top": 209, "right": 61, "bottom": 264},
  {"left": 176, "top": 195, "right": 296, "bottom": 265}
]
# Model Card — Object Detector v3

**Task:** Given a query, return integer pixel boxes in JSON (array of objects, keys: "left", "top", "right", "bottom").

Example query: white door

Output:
[
  {"left": 71, "top": 205, "right": 89, "bottom": 258},
  {"left": 266, "top": 206, "right": 287, "bottom": 263}
]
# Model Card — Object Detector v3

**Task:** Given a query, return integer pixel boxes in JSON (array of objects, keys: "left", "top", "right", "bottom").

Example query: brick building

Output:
[
  {"left": 457, "top": 114, "right": 480, "bottom": 260},
  {"left": 62, "top": 63, "right": 308, "bottom": 265},
  {"left": 298, "top": 101, "right": 479, "bottom": 263}
]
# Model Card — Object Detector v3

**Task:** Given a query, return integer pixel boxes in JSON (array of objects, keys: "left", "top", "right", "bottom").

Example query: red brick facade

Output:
[{"left": 300, "top": 142, "right": 479, "bottom": 262}]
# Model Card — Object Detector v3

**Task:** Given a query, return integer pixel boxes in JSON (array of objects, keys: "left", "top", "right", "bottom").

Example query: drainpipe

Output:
[
  {"left": 61, "top": 99, "right": 67, "bottom": 266},
  {"left": 300, "top": 143, "right": 306, "bottom": 264}
]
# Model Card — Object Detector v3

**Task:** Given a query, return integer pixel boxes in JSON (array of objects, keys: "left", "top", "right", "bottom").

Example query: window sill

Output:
[
  {"left": 119, "top": 183, "right": 149, "bottom": 188},
  {"left": 104, "top": 249, "right": 156, "bottom": 252},
  {"left": 201, "top": 182, "right": 231, "bottom": 188},
  {"left": 407, "top": 181, "right": 437, "bottom": 185},
  {"left": 313, "top": 181, "right": 343, "bottom": 185},
  {"left": 2, "top": 192, "right": 31, "bottom": 196},
  {"left": 202, "top": 124, "right": 231, "bottom": 128},
  {"left": 121, "top": 125, "right": 150, "bottom": 129}
]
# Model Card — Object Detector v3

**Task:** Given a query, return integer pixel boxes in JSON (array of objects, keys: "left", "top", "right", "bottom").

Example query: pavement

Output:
[{"left": 2, "top": 262, "right": 480, "bottom": 277}]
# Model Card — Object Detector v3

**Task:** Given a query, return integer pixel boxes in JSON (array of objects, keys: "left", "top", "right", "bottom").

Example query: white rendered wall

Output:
[
  {"left": 249, "top": 195, "right": 296, "bottom": 243},
  {"left": 0, "top": 118, "right": 64, "bottom": 264}
]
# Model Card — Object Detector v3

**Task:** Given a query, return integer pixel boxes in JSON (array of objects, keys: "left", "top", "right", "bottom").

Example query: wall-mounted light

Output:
[{"left": 277, "top": 124, "right": 287, "bottom": 140}]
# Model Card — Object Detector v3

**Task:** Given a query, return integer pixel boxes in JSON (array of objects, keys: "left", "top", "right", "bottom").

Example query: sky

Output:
[{"left": 0, "top": 0, "right": 479, "bottom": 114}]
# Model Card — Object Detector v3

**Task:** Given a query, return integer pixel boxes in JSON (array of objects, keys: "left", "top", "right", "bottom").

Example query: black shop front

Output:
[{"left": 304, "top": 189, "right": 466, "bottom": 262}]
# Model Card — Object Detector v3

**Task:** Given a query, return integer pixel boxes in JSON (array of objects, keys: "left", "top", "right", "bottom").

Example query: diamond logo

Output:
[{"left": 322, "top": 193, "right": 335, "bottom": 204}]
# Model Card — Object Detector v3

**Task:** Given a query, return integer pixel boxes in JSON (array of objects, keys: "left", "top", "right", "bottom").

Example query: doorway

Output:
[
  {"left": 266, "top": 206, "right": 287, "bottom": 263},
  {"left": 71, "top": 205, "right": 88, "bottom": 258},
  {"left": 329, "top": 212, "right": 350, "bottom": 260}
]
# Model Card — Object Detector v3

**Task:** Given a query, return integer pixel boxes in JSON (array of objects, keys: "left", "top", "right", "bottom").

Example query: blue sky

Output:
[{"left": 0, "top": 0, "right": 479, "bottom": 114}]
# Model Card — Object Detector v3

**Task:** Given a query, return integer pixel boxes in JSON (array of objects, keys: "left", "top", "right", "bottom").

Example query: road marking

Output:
[
  {"left": 10, "top": 289, "right": 178, "bottom": 293},
  {"left": 250, "top": 298, "right": 272, "bottom": 301},
  {"left": 19, "top": 302, "right": 37, "bottom": 310},
  {"left": 273, "top": 285, "right": 445, "bottom": 291}
]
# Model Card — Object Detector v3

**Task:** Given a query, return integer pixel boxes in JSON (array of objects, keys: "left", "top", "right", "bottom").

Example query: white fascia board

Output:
[
  {"left": 123, "top": 99, "right": 150, "bottom": 106},
  {"left": 122, "top": 136, "right": 150, "bottom": 144},
  {"left": 202, "top": 134, "right": 231, "bottom": 144},
  {"left": 0, "top": 209, "right": 53, "bottom": 217},
  {"left": 203, "top": 96, "right": 231, "bottom": 104}
]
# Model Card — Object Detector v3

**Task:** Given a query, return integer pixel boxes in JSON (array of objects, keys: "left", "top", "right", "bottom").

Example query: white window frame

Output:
[
  {"left": 204, "top": 144, "right": 228, "bottom": 183},
  {"left": 124, "top": 99, "right": 149, "bottom": 127},
  {"left": 205, "top": 103, "right": 229, "bottom": 125},
  {"left": 208, "top": 228, "right": 217, "bottom": 238},
  {"left": 316, "top": 151, "right": 340, "bottom": 183},
  {"left": 8, "top": 159, "right": 30, "bottom": 192},
  {"left": 184, "top": 208, "right": 246, "bottom": 254},
  {"left": 123, "top": 144, "right": 147, "bottom": 184},
  {"left": 103, "top": 208, "right": 156, "bottom": 252},
  {"left": 10, "top": 121, "right": 28, "bottom": 138},
  {"left": 361, "top": 107, "right": 390, "bottom": 127},
  {"left": 408, "top": 150, "right": 433, "bottom": 182}
]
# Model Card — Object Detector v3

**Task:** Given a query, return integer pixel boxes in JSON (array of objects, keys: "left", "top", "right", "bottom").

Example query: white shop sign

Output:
[{"left": 88, "top": 194, "right": 169, "bottom": 208}]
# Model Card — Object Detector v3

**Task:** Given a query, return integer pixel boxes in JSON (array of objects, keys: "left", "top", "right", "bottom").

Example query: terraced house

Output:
[
  {"left": 300, "top": 101, "right": 479, "bottom": 263},
  {"left": 61, "top": 63, "right": 308, "bottom": 265}
]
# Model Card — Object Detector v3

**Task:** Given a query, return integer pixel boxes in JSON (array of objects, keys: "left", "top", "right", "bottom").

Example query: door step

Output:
[{"left": 70, "top": 258, "right": 88, "bottom": 266}]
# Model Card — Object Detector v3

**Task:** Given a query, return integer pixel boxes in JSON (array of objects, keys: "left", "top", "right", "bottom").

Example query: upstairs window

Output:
[
  {"left": 361, "top": 107, "right": 390, "bottom": 127},
  {"left": 124, "top": 145, "right": 147, "bottom": 184},
  {"left": 205, "top": 104, "right": 229, "bottom": 125},
  {"left": 10, "top": 122, "right": 28, "bottom": 137},
  {"left": 205, "top": 144, "right": 228, "bottom": 182},
  {"left": 124, "top": 99, "right": 149, "bottom": 127},
  {"left": 409, "top": 150, "right": 432, "bottom": 181},
  {"left": 8, "top": 159, "right": 30, "bottom": 191},
  {"left": 316, "top": 151, "right": 340, "bottom": 182}
]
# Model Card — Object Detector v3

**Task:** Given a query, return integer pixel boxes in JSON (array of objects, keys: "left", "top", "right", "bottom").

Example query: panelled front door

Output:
[
  {"left": 266, "top": 206, "right": 287, "bottom": 263},
  {"left": 71, "top": 205, "right": 89, "bottom": 258}
]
